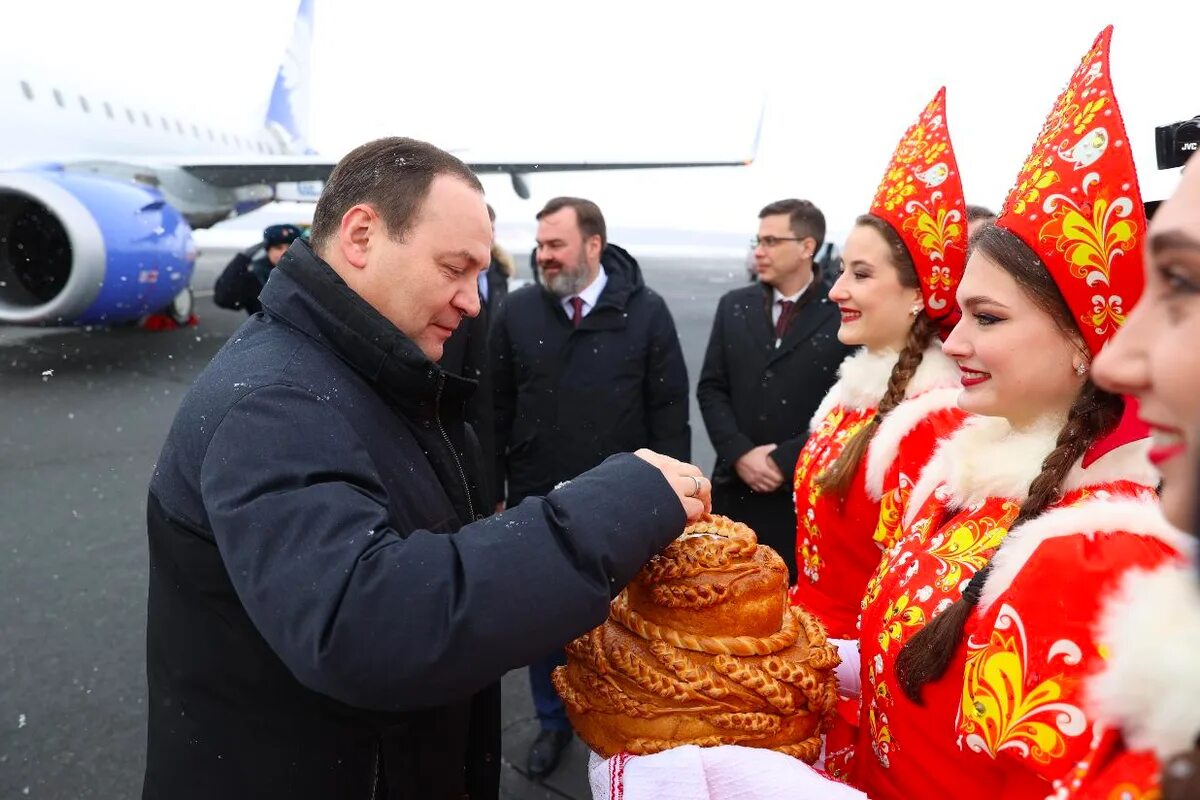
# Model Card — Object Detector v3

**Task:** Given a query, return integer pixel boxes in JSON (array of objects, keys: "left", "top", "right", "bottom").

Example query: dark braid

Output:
[
  {"left": 894, "top": 381, "right": 1122, "bottom": 703},
  {"left": 816, "top": 213, "right": 932, "bottom": 496},
  {"left": 816, "top": 313, "right": 939, "bottom": 494}
]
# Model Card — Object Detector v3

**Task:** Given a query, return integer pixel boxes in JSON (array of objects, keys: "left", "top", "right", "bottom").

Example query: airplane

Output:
[{"left": 0, "top": 0, "right": 757, "bottom": 329}]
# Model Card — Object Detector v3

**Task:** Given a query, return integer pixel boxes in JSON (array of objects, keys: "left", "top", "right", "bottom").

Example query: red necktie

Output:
[
  {"left": 774, "top": 299, "right": 796, "bottom": 339},
  {"left": 569, "top": 297, "right": 585, "bottom": 327}
]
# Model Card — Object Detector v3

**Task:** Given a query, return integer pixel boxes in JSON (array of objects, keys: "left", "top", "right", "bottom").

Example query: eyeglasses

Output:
[{"left": 752, "top": 236, "right": 805, "bottom": 248}]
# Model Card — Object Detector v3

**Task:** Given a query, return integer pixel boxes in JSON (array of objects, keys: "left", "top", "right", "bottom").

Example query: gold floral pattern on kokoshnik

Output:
[
  {"left": 868, "top": 87, "right": 967, "bottom": 332},
  {"left": 995, "top": 26, "right": 1146, "bottom": 358}
]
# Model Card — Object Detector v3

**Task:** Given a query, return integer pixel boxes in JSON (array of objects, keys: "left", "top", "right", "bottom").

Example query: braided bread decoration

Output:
[{"left": 552, "top": 514, "right": 840, "bottom": 761}]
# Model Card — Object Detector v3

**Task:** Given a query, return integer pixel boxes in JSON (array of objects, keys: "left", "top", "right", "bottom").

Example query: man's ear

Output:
[
  {"left": 802, "top": 237, "right": 818, "bottom": 260},
  {"left": 586, "top": 234, "right": 603, "bottom": 264},
  {"left": 337, "top": 204, "right": 378, "bottom": 270}
]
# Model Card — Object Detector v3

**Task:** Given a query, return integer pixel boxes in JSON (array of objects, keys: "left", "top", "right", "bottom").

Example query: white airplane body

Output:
[{"left": 0, "top": 0, "right": 752, "bottom": 327}]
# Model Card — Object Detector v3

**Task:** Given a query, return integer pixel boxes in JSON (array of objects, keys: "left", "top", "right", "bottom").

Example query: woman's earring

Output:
[
  {"left": 910, "top": 305, "right": 922, "bottom": 317},
  {"left": 1074, "top": 362, "right": 1089, "bottom": 377}
]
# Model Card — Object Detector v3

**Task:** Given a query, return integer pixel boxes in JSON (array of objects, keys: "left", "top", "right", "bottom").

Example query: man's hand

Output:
[
  {"left": 494, "top": 501, "right": 505, "bottom": 514},
  {"left": 735, "top": 444, "right": 784, "bottom": 494},
  {"left": 633, "top": 449, "right": 712, "bottom": 522}
]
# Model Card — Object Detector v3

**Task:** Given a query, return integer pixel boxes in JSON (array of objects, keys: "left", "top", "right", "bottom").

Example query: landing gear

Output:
[
  {"left": 166, "top": 287, "right": 194, "bottom": 325},
  {"left": 140, "top": 287, "right": 196, "bottom": 331}
]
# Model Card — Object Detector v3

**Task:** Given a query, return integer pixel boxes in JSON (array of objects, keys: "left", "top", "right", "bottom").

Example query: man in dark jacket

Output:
[
  {"left": 697, "top": 198, "right": 853, "bottom": 581},
  {"left": 491, "top": 196, "right": 690, "bottom": 778},
  {"left": 482, "top": 203, "right": 513, "bottom": 318},
  {"left": 438, "top": 204, "right": 513, "bottom": 502},
  {"left": 143, "top": 138, "right": 711, "bottom": 800},
  {"left": 212, "top": 223, "right": 304, "bottom": 314}
]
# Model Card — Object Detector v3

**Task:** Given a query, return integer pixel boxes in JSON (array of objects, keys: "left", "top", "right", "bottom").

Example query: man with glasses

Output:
[{"left": 697, "top": 199, "right": 852, "bottom": 580}]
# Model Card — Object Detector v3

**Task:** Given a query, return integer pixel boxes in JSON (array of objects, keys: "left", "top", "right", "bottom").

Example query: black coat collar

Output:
[{"left": 259, "top": 241, "right": 475, "bottom": 420}]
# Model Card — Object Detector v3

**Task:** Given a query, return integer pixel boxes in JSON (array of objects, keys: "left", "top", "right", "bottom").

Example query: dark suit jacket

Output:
[
  {"left": 697, "top": 278, "right": 853, "bottom": 489},
  {"left": 483, "top": 260, "right": 509, "bottom": 318},
  {"left": 492, "top": 245, "right": 690, "bottom": 505},
  {"left": 441, "top": 304, "right": 496, "bottom": 504}
]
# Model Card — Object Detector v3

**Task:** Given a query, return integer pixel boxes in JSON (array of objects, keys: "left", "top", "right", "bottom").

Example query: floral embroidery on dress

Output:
[{"left": 961, "top": 603, "right": 1088, "bottom": 763}]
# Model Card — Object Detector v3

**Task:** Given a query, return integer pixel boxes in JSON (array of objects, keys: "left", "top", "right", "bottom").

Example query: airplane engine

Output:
[{"left": 0, "top": 170, "right": 195, "bottom": 326}]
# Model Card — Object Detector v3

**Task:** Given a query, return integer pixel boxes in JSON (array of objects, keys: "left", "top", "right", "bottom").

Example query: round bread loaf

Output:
[{"left": 552, "top": 514, "right": 840, "bottom": 761}]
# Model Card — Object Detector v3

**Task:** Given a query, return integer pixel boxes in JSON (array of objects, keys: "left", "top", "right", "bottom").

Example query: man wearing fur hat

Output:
[{"left": 213, "top": 223, "right": 304, "bottom": 315}]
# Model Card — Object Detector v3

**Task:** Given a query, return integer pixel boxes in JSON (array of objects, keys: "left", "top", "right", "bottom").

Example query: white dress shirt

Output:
[
  {"left": 562, "top": 267, "right": 608, "bottom": 321},
  {"left": 770, "top": 282, "right": 810, "bottom": 326}
]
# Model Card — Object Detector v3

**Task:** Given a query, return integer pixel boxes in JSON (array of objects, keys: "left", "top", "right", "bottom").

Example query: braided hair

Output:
[
  {"left": 817, "top": 215, "right": 937, "bottom": 495},
  {"left": 893, "top": 224, "right": 1123, "bottom": 703}
]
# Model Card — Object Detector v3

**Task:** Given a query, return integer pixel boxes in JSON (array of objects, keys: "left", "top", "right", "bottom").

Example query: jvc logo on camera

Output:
[{"left": 1156, "top": 116, "right": 1200, "bottom": 169}]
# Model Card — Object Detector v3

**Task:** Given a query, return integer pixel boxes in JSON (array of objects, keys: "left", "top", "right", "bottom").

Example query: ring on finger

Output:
[{"left": 687, "top": 475, "right": 703, "bottom": 498}]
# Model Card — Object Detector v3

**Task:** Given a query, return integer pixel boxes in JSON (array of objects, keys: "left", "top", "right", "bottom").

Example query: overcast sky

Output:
[{"left": 7, "top": 0, "right": 1197, "bottom": 243}]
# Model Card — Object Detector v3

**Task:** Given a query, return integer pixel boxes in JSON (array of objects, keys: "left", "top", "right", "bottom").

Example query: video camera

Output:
[{"left": 1155, "top": 116, "right": 1200, "bottom": 170}]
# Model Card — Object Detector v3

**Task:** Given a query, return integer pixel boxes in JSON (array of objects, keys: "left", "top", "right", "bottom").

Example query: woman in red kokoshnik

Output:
[
  {"left": 851, "top": 26, "right": 1186, "bottom": 799},
  {"left": 786, "top": 89, "right": 970, "bottom": 782},
  {"left": 1049, "top": 110, "right": 1200, "bottom": 800},
  {"left": 789, "top": 88, "right": 968, "bottom": 639}
]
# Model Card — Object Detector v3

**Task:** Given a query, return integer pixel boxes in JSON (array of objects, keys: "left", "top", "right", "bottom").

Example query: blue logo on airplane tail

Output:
[{"left": 265, "top": 0, "right": 314, "bottom": 154}]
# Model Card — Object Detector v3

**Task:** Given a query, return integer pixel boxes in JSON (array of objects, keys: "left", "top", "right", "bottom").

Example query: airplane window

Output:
[
  {"left": 126, "top": 108, "right": 136, "bottom": 124},
  {"left": 20, "top": 80, "right": 33, "bottom": 101},
  {"left": 192, "top": 123, "right": 200, "bottom": 138},
  {"left": 175, "top": 119, "right": 184, "bottom": 135},
  {"left": 222, "top": 132, "right": 229, "bottom": 145},
  {"left": 143, "top": 111, "right": 152, "bottom": 127},
  {"left": 161, "top": 116, "right": 170, "bottom": 132},
  {"left": 53, "top": 88, "right": 64, "bottom": 107},
  {"left": 104, "top": 101, "right": 114, "bottom": 119},
  {"left": 79, "top": 96, "right": 90, "bottom": 113},
  {"left": 207, "top": 128, "right": 215, "bottom": 141}
]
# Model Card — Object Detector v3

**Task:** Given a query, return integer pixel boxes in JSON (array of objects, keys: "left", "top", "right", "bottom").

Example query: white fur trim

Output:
[
  {"left": 808, "top": 346, "right": 957, "bottom": 439},
  {"left": 837, "top": 348, "right": 900, "bottom": 410},
  {"left": 903, "top": 415, "right": 1059, "bottom": 527},
  {"left": 865, "top": 388, "right": 961, "bottom": 500},
  {"left": 978, "top": 496, "right": 1189, "bottom": 611},
  {"left": 902, "top": 416, "right": 1158, "bottom": 528},
  {"left": 903, "top": 347, "right": 962, "bottom": 398},
  {"left": 807, "top": 348, "right": 896, "bottom": 431},
  {"left": 1087, "top": 561, "right": 1200, "bottom": 759}
]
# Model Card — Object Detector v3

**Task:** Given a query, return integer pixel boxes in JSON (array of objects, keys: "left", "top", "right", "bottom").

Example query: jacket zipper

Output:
[{"left": 435, "top": 375, "right": 477, "bottom": 521}]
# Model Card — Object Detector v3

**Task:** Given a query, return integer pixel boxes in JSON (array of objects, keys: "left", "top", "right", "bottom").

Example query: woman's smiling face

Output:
[{"left": 1094, "top": 165, "right": 1200, "bottom": 529}]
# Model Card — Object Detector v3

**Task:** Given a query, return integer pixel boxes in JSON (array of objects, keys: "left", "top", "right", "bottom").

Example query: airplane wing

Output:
[
  {"left": 174, "top": 155, "right": 753, "bottom": 192},
  {"left": 173, "top": 101, "right": 766, "bottom": 195}
]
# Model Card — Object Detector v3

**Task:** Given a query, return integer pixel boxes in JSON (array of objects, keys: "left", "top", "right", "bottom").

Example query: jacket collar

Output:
[
  {"left": 756, "top": 276, "right": 830, "bottom": 361},
  {"left": 259, "top": 241, "right": 475, "bottom": 420}
]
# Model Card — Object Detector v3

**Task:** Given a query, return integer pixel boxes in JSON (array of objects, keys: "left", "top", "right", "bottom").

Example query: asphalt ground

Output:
[{"left": 0, "top": 250, "right": 746, "bottom": 799}]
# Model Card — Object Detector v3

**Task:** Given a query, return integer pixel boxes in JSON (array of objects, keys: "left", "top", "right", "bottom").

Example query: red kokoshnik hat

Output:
[
  {"left": 996, "top": 25, "right": 1146, "bottom": 356},
  {"left": 995, "top": 25, "right": 1148, "bottom": 463},
  {"left": 869, "top": 87, "right": 968, "bottom": 341}
]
